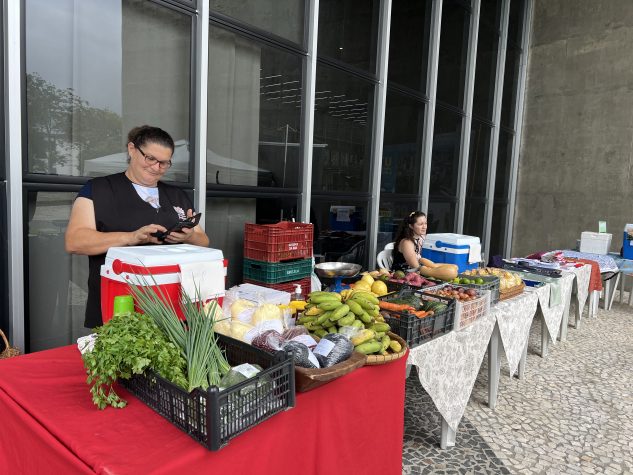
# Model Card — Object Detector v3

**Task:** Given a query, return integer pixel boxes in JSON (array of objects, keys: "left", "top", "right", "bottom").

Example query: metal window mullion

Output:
[
  {"left": 455, "top": 0, "right": 481, "bottom": 233},
  {"left": 194, "top": 0, "right": 209, "bottom": 221},
  {"left": 482, "top": 0, "right": 510, "bottom": 259},
  {"left": 299, "top": 0, "right": 318, "bottom": 223},
  {"left": 367, "top": 0, "right": 392, "bottom": 270},
  {"left": 5, "top": 0, "right": 24, "bottom": 351},
  {"left": 419, "top": 0, "right": 443, "bottom": 213},
  {"left": 504, "top": 0, "right": 534, "bottom": 257}
]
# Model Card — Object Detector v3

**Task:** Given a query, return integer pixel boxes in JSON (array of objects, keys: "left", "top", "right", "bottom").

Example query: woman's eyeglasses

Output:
[{"left": 135, "top": 144, "right": 172, "bottom": 169}]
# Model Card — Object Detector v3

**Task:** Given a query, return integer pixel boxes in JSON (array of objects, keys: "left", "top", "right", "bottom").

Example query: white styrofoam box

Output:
[
  {"left": 231, "top": 283, "right": 291, "bottom": 305},
  {"left": 579, "top": 232, "right": 612, "bottom": 255}
]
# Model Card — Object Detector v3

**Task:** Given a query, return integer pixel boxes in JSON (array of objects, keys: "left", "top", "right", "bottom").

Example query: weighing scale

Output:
[{"left": 314, "top": 262, "right": 362, "bottom": 292}]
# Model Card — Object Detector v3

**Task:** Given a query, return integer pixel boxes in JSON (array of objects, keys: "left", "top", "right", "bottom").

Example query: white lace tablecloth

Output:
[
  {"left": 407, "top": 311, "right": 496, "bottom": 432},
  {"left": 565, "top": 264, "right": 591, "bottom": 315},
  {"left": 525, "top": 273, "right": 574, "bottom": 342},
  {"left": 489, "top": 291, "right": 539, "bottom": 377}
]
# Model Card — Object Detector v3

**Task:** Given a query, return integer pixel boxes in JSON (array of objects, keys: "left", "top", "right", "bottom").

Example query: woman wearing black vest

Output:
[
  {"left": 65, "top": 125, "right": 209, "bottom": 328},
  {"left": 391, "top": 211, "right": 428, "bottom": 272}
]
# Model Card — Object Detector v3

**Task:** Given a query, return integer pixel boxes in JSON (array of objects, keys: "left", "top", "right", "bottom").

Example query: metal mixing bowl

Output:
[{"left": 314, "top": 262, "right": 362, "bottom": 279}]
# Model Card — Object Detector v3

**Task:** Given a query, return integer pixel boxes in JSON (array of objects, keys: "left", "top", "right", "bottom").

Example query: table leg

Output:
[
  {"left": 560, "top": 291, "right": 570, "bottom": 342},
  {"left": 602, "top": 278, "right": 611, "bottom": 310},
  {"left": 405, "top": 363, "right": 412, "bottom": 379},
  {"left": 518, "top": 341, "right": 528, "bottom": 379},
  {"left": 541, "top": 314, "right": 549, "bottom": 358},
  {"left": 488, "top": 323, "right": 500, "bottom": 410},
  {"left": 608, "top": 273, "right": 620, "bottom": 310},
  {"left": 620, "top": 274, "right": 625, "bottom": 304},
  {"left": 441, "top": 418, "right": 456, "bottom": 449}
]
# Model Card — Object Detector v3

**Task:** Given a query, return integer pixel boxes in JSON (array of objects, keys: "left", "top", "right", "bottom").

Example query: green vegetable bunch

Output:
[{"left": 82, "top": 312, "right": 188, "bottom": 409}]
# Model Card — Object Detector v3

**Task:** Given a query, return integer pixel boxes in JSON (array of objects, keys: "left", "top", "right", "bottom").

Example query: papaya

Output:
[{"left": 419, "top": 264, "right": 458, "bottom": 281}]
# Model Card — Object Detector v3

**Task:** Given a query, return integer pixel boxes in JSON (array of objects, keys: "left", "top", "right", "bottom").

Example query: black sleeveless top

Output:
[
  {"left": 84, "top": 173, "right": 193, "bottom": 328},
  {"left": 391, "top": 237, "right": 423, "bottom": 272}
]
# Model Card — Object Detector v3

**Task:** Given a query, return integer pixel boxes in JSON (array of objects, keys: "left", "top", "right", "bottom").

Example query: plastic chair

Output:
[
  {"left": 384, "top": 242, "right": 395, "bottom": 250},
  {"left": 377, "top": 249, "right": 393, "bottom": 269}
]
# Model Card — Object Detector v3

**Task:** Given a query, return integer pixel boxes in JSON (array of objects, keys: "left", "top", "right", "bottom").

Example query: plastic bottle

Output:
[{"left": 291, "top": 284, "right": 305, "bottom": 302}]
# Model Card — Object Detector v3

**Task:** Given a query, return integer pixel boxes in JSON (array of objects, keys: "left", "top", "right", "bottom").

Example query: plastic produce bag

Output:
[
  {"left": 251, "top": 330, "right": 285, "bottom": 353},
  {"left": 282, "top": 340, "right": 320, "bottom": 369},
  {"left": 312, "top": 333, "right": 353, "bottom": 368}
]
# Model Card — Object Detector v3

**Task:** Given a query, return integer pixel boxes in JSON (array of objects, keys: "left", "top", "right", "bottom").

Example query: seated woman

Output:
[{"left": 391, "top": 211, "right": 427, "bottom": 272}]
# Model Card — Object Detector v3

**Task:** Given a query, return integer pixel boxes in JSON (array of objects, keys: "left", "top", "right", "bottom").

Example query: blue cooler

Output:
[
  {"left": 422, "top": 233, "right": 482, "bottom": 273},
  {"left": 623, "top": 224, "right": 633, "bottom": 259}
]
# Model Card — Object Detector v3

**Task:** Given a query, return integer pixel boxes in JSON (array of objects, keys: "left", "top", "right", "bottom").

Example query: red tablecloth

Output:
[{"left": 0, "top": 345, "right": 406, "bottom": 475}]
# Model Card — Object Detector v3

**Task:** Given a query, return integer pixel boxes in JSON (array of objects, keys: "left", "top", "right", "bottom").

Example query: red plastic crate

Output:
[
  {"left": 243, "top": 276, "right": 312, "bottom": 294},
  {"left": 244, "top": 222, "right": 313, "bottom": 262}
]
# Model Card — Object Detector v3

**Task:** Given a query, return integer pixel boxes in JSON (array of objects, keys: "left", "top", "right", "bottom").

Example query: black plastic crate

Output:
[
  {"left": 121, "top": 334, "right": 295, "bottom": 451},
  {"left": 378, "top": 289, "right": 455, "bottom": 348},
  {"left": 457, "top": 274, "right": 500, "bottom": 304}
]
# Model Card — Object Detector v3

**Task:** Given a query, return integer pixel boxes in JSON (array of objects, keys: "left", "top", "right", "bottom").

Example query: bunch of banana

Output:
[{"left": 296, "top": 290, "right": 393, "bottom": 348}]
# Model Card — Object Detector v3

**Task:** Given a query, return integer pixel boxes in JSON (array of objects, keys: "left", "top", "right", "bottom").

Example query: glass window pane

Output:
[
  {"left": 479, "top": 0, "right": 502, "bottom": 31},
  {"left": 494, "top": 130, "right": 513, "bottom": 199},
  {"left": 207, "top": 27, "right": 304, "bottom": 188},
  {"left": 27, "top": 191, "right": 92, "bottom": 351},
  {"left": 436, "top": 0, "right": 470, "bottom": 109},
  {"left": 507, "top": 0, "right": 525, "bottom": 47},
  {"left": 388, "top": 0, "right": 431, "bottom": 93},
  {"left": 25, "top": 0, "right": 192, "bottom": 181},
  {"left": 205, "top": 196, "right": 299, "bottom": 286},
  {"left": 427, "top": 200, "right": 456, "bottom": 233},
  {"left": 489, "top": 202, "right": 507, "bottom": 257},
  {"left": 210, "top": 0, "right": 305, "bottom": 45},
  {"left": 0, "top": 4, "right": 4, "bottom": 182},
  {"left": 472, "top": 20, "right": 499, "bottom": 121},
  {"left": 382, "top": 91, "right": 425, "bottom": 194},
  {"left": 318, "top": 0, "right": 378, "bottom": 73},
  {"left": 429, "top": 106, "right": 462, "bottom": 198},
  {"left": 312, "top": 199, "right": 368, "bottom": 266},
  {"left": 378, "top": 199, "right": 420, "bottom": 247},
  {"left": 312, "top": 65, "right": 374, "bottom": 192},
  {"left": 466, "top": 120, "right": 491, "bottom": 198},
  {"left": 500, "top": 47, "right": 521, "bottom": 129},
  {"left": 463, "top": 200, "right": 486, "bottom": 239}
]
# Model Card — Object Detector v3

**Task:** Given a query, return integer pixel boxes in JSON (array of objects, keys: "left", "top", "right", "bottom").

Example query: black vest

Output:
[{"left": 85, "top": 173, "right": 193, "bottom": 328}]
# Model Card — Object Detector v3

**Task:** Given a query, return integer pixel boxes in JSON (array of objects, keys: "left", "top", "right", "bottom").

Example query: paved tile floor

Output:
[{"left": 403, "top": 295, "right": 633, "bottom": 474}]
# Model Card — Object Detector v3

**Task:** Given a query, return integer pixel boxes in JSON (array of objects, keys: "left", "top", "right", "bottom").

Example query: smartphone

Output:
[{"left": 152, "top": 212, "right": 202, "bottom": 241}]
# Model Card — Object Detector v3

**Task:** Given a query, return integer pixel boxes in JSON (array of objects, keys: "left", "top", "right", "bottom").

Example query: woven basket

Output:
[
  {"left": 364, "top": 332, "right": 408, "bottom": 366},
  {"left": 294, "top": 350, "right": 366, "bottom": 393},
  {"left": 1, "top": 329, "right": 21, "bottom": 359},
  {"left": 499, "top": 282, "right": 525, "bottom": 301}
]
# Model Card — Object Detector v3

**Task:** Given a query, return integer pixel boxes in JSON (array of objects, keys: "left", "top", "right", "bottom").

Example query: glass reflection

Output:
[
  {"left": 25, "top": 0, "right": 191, "bottom": 180},
  {"left": 429, "top": 106, "right": 462, "bottom": 198},
  {"left": 205, "top": 196, "right": 299, "bottom": 286},
  {"left": 472, "top": 15, "right": 499, "bottom": 121},
  {"left": 489, "top": 202, "right": 507, "bottom": 257},
  {"left": 318, "top": 0, "right": 378, "bottom": 72},
  {"left": 388, "top": 0, "right": 431, "bottom": 93},
  {"left": 378, "top": 200, "right": 420, "bottom": 246},
  {"left": 436, "top": 0, "right": 470, "bottom": 108},
  {"left": 382, "top": 91, "right": 425, "bottom": 194},
  {"left": 207, "top": 27, "right": 303, "bottom": 188},
  {"left": 427, "top": 200, "right": 456, "bottom": 233},
  {"left": 494, "top": 130, "right": 513, "bottom": 199},
  {"left": 27, "top": 191, "right": 92, "bottom": 351},
  {"left": 467, "top": 121, "right": 491, "bottom": 198},
  {"left": 312, "top": 65, "right": 374, "bottom": 192},
  {"left": 210, "top": 0, "right": 305, "bottom": 45},
  {"left": 312, "top": 199, "right": 368, "bottom": 267},
  {"left": 463, "top": 200, "right": 486, "bottom": 240}
]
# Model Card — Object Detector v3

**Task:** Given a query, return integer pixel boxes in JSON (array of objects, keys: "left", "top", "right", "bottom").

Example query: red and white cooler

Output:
[{"left": 101, "top": 244, "right": 227, "bottom": 323}]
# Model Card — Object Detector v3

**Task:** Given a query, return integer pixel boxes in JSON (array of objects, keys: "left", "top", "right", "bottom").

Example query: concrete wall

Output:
[{"left": 512, "top": 0, "right": 633, "bottom": 257}]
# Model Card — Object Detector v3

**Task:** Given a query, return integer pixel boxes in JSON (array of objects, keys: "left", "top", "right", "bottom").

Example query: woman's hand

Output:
[
  {"left": 163, "top": 226, "right": 194, "bottom": 244},
  {"left": 130, "top": 224, "right": 167, "bottom": 245},
  {"left": 164, "top": 209, "right": 208, "bottom": 246}
]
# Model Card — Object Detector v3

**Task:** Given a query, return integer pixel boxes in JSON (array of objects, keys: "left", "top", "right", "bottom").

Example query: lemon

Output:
[
  {"left": 361, "top": 273, "right": 375, "bottom": 285},
  {"left": 371, "top": 280, "right": 388, "bottom": 296},
  {"left": 354, "top": 280, "right": 372, "bottom": 291}
]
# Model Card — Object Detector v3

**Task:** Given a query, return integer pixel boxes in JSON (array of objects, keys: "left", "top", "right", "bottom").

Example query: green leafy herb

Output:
[
  {"left": 127, "top": 277, "right": 230, "bottom": 392},
  {"left": 82, "top": 312, "right": 188, "bottom": 409}
]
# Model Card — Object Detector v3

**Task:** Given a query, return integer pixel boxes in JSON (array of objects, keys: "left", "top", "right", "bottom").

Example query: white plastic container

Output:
[
  {"left": 579, "top": 231, "right": 612, "bottom": 255},
  {"left": 101, "top": 244, "right": 226, "bottom": 322}
]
